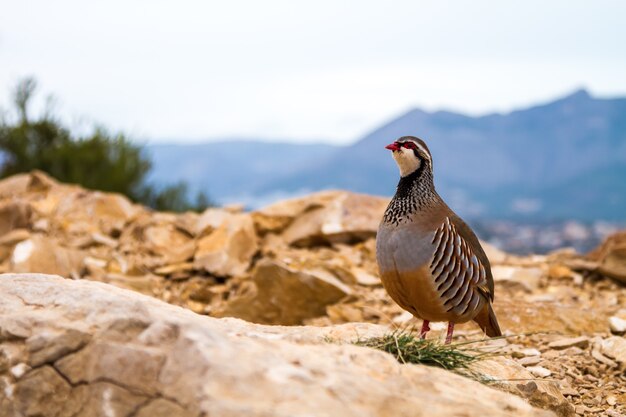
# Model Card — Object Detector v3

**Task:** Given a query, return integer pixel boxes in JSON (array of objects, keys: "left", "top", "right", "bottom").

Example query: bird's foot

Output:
[
  {"left": 445, "top": 322, "right": 455, "bottom": 344},
  {"left": 419, "top": 320, "right": 430, "bottom": 340}
]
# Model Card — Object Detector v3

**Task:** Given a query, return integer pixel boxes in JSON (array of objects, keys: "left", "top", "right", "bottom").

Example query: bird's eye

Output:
[{"left": 402, "top": 142, "right": 417, "bottom": 149}]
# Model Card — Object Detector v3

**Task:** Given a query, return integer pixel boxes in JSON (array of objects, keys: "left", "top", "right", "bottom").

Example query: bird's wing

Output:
[{"left": 429, "top": 216, "right": 494, "bottom": 316}]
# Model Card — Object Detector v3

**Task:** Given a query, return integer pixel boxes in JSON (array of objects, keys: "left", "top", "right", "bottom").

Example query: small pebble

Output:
[
  {"left": 518, "top": 356, "right": 541, "bottom": 367},
  {"left": 561, "top": 388, "right": 580, "bottom": 397},
  {"left": 606, "top": 395, "right": 617, "bottom": 406},
  {"left": 527, "top": 366, "right": 552, "bottom": 378},
  {"left": 10, "top": 363, "right": 31, "bottom": 379},
  {"left": 511, "top": 348, "right": 541, "bottom": 358},
  {"left": 609, "top": 316, "right": 626, "bottom": 334},
  {"left": 575, "top": 405, "right": 589, "bottom": 415},
  {"left": 548, "top": 336, "right": 589, "bottom": 350}
]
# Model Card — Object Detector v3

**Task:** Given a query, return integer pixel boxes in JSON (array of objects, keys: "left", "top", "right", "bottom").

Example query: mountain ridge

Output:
[{"left": 148, "top": 89, "right": 626, "bottom": 220}]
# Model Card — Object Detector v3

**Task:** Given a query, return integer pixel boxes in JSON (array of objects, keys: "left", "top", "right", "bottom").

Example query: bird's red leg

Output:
[
  {"left": 445, "top": 322, "right": 455, "bottom": 344},
  {"left": 419, "top": 320, "right": 430, "bottom": 340}
]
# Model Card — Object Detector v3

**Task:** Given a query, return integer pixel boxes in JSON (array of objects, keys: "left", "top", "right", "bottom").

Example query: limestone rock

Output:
[
  {"left": 471, "top": 357, "right": 573, "bottom": 417},
  {"left": 0, "top": 171, "right": 57, "bottom": 198},
  {"left": 220, "top": 259, "right": 352, "bottom": 325},
  {"left": 481, "top": 240, "right": 509, "bottom": 264},
  {"left": 492, "top": 266, "right": 542, "bottom": 292},
  {"left": 253, "top": 191, "right": 389, "bottom": 246},
  {"left": 526, "top": 366, "right": 552, "bottom": 378},
  {"left": 194, "top": 213, "right": 258, "bottom": 276},
  {"left": 53, "top": 188, "right": 141, "bottom": 236},
  {"left": 597, "top": 336, "right": 626, "bottom": 367},
  {"left": 0, "top": 274, "right": 553, "bottom": 417},
  {"left": 0, "top": 201, "right": 31, "bottom": 237},
  {"left": 548, "top": 337, "right": 590, "bottom": 350},
  {"left": 588, "top": 231, "right": 626, "bottom": 283},
  {"left": 609, "top": 310, "right": 626, "bottom": 334},
  {"left": 195, "top": 207, "right": 237, "bottom": 236},
  {"left": 10, "top": 236, "right": 85, "bottom": 278},
  {"left": 120, "top": 214, "right": 196, "bottom": 265},
  {"left": 26, "top": 328, "right": 91, "bottom": 367},
  {"left": 493, "top": 299, "right": 608, "bottom": 335}
]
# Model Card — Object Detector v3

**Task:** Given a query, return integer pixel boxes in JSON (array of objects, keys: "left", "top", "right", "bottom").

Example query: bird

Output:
[{"left": 376, "top": 136, "right": 502, "bottom": 344}]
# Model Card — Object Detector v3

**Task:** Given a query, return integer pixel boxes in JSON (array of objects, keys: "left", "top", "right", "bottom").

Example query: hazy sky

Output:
[{"left": 1, "top": 0, "right": 625, "bottom": 144}]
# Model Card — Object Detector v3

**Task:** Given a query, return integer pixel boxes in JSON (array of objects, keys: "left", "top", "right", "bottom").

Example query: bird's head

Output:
[{"left": 385, "top": 136, "right": 432, "bottom": 177}]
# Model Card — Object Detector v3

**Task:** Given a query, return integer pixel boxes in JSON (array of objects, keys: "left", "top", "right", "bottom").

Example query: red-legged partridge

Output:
[{"left": 376, "top": 136, "right": 502, "bottom": 344}]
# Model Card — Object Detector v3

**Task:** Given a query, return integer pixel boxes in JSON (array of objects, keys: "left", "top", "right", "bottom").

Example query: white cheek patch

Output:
[{"left": 392, "top": 148, "right": 421, "bottom": 177}]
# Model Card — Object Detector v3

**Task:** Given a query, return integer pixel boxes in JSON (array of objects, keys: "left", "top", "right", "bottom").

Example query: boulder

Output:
[
  {"left": 587, "top": 231, "right": 626, "bottom": 283},
  {"left": 219, "top": 259, "right": 352, "bottom": 325},
  {"left": 253, "top": 191, "right": 389, "bottom": 246},
  {"left": 0, "top": 201, "right": 31, "bottom": 237},
  {"left": 119, "top": 214, "right": 196, "bottom": 265},
  {"left": 597, "top": 336, "right": 626, "bottom": 368},
  {"left": 194, "top": 213, "right": 258, "bottom": 276},
  {"left": 471, "top": 357, "right": 573, "bottom": 417},
  {"left": 53, "top": 189, "right": 141, "bottom": 236},
  {"left": 0, "top": 274, "right": 553, "bottom": 417},
  {"left": 493, "top": 297, "right": 609, "bottom": 335},
  {"left": 0, "top": 171, "right": 57, "bottom": 198},
  {"left": 10, "top": 236, "right": 85, "bottom": 278}
]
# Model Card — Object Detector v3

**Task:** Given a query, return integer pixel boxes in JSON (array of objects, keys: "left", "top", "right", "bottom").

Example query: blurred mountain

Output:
[
  {"left": 146, "top": 141, "right": 338, "bottom": 207},
  {"left": 149, "top": 89, "right": 626, "bottom": 220}
]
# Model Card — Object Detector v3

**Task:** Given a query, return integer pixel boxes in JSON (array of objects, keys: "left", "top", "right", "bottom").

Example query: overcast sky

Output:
[{"left": 1, "top": 0, "right": 625, "bottom": 144}]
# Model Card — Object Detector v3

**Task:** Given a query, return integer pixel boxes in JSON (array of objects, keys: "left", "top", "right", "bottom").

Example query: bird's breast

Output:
[{"left": 377, "top": 223, "right": 450, "bottom": 320}]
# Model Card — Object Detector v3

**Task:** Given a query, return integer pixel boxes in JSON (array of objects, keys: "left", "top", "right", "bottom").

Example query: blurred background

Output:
[{"left": 1, "top": 0, "right": 625, "bottom": 253}]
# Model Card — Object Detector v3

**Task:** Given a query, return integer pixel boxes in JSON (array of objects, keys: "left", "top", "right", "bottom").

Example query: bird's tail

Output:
[{"left": 473, "top": 302, "right": 502, "bottom": 337}]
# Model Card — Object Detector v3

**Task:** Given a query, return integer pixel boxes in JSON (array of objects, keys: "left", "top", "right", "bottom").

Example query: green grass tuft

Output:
[{"left": 354, "top": 329, "right": 492, "bottom": 371}]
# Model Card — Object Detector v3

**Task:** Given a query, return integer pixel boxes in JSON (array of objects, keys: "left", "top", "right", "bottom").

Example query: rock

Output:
[
  {"left": 10, "top": 236, "right": 85, "bottom": 278},
  {"left": 220, "top": 259, "right": 352, "bottom": 325},
  {"left": 194, "top": 213, "right": 258, "bottom": 276},
  {"left": 253, "top": 191, "right": 389, "bottom": 246},
  {"left": 12, "top": 365, "right": 72, "bottom": 416},
  {"left": 120, "top": 215, "right": 196, "bottom": 264},
  {"left": 0, "top": 201, "right": 31, "bottom": 237},
  {"left": 492, "top": 266, "right": 542, "bottom": 292},
  {"left": 608, "top": 309, "right": 626, "bottom": 334},
  {"left": 0, "top": 229, "right": 31, "bottom": 264},
  {"left": 0, "top": 171, "right": 57, "bottom": 198},
  {"left": 518, "top": 356, "right": 542, "bottom": 367},
  {"left": 493, "top": 299, "right": 607, "bottom": 335},
  {"left": 53, "top": 189, "right": 141, "bottom": 236},
  {"left": 0, "top": 229, "right": 31, "bottom": 246},
  {"left": 0, "top": 274, "right": 553, "bottom": 417},
  {"left": 69, "top": 382, "right": 148, "bottom": 417},
  {"left": 590, "top": 348, "right": 618, "bottom": 368},
  {"left": 470, "top": 357, "right": 573, "bottom": 416},
  {"left": 511, "top": 348, "right": 542, "bottom": 358},
  {"left": 609, "top": 316, "right": 626, "bottom": 334},
  {"left": 548, "top": 337, "right": 590, "bottom": 350},
  {"left": 526, "top": 366, "right": 552, "bottom": 378},
  {"left": 587, "top": 231, "right": 626, "bottom": 283},
  {"left": 597, "top": 336, "right": 626, "bottom": 366},
  {"left": 195, "top": 207, "right": 237, "bottom": 236},
  {"left": 546, "top": 264, "right": 569, "bottom": 279},
  {"left": 136, "top": 398, "right": 194, "bottom": 417},
  {"left": 26, "top": 328, "right": 91, "bottom": 367},
  {"left": 351, "top": 267, "right": 380, "bottom": 286},
  {"left": 10, "top": 363, "right": 31, "bottom": 379},
  {"left": 481, "top": 241, "right": 508, "bottom": 264}
]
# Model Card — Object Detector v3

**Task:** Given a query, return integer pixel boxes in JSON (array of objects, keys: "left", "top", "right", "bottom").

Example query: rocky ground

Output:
[{"left": 0, "top": 171, "right": 625, "bottom": 416}]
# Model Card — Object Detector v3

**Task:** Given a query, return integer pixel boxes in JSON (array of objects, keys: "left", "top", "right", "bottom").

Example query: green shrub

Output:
[{"left": 0, "top": 77, "right": 210, "bottom": 212}]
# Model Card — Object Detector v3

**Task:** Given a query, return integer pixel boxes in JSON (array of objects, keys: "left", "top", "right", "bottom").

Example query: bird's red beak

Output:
[{"left": 385, "top": 142, "right": 401, "bottom": 151}]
